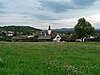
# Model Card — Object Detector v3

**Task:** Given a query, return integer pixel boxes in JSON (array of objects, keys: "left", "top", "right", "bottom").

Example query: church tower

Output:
[{"left": 48, "top": 25, "right": 52, "bottom": 35}]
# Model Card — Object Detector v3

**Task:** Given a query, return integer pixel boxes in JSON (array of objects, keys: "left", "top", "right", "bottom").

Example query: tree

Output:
[{"left": 74, "top": 18, "right": 95, "bottom": 42}]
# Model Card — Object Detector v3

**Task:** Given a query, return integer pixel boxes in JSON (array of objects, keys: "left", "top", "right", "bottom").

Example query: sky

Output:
[{"left": 0, "top": 0, "right": 100, "bottom": 29}]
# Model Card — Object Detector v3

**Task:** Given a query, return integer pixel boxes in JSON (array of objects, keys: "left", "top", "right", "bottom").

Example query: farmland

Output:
[{"left": 0, "top": 42, "right": 100, "bottom": 75}]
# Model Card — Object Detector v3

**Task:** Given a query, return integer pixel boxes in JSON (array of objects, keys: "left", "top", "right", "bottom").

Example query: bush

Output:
[{"left": 0, "top": 36, "right": 6, "bottom": 41}]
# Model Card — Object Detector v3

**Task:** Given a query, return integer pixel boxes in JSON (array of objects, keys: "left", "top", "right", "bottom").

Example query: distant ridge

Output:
[
  {"left": 53, "top": 28, "right": 100, "bottom": 31},
  {"left": 95, "top": 28, "right": 100, "bottom": 30},
  {"left": 53, "top": 28, "right": 74, "bottom": 31}
]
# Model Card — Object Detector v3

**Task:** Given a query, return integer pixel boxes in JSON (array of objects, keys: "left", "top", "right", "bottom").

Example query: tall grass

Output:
[{"left": 0, "top": 42, "right": 100, "bottom": 75}]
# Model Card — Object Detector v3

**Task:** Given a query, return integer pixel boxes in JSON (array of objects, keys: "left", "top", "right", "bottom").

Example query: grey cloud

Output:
[
  {"left": 0, "top": 1, "right": 7, "bottom": 14},
  {"left": 39, "top": 0, "right": 72, "bottom": 13},
  {"left": 0, "top": 1, "right": 6, "bottom": 8},
  {"left": 34, "top": 14, "right": 59, "bottom": 20},
  {"left": 39, "top": 0, "right": 98, "bottom": 13},
  {"left": 0, "top": 10, "right": 5, "bottom": 14},
  {"left": 73, "top": 0, "right": 98, "bottom": 8},
  {"left": 73, "top": 0, "right": 97, "bottom": 6}
]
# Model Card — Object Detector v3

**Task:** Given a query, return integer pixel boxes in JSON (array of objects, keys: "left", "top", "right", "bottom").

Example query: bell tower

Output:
[{"left": 48, "top": 25, "right": 52, "bottom": 35}]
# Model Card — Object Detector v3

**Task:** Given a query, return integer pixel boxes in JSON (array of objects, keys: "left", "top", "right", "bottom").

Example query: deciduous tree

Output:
[{"left": 74, "top": 18, "right": 94, "bottom": 42}]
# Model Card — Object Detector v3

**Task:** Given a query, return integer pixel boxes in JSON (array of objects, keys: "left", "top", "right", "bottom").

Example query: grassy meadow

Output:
[{"left": 0, "top": 42, "right": 100, "bottom": 75}]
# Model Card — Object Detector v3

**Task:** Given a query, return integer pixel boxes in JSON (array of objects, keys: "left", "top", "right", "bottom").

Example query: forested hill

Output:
[
  {"left": 0, "top": 26, "right": 42, "bottom": 34},
  {"left": 0, "top": 26, "right": 41, "bottom": 31}
]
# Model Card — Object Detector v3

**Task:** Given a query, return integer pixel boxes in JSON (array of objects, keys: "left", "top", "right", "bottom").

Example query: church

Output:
[
  {"left": 48, "top": 25, "right": 52, "bottom": 35},
  {"left": 38, "top": 25, "right": 61, "bottom": 42},
  {"left": 38, "top": 25, "right": 52, "bottom": 42}
]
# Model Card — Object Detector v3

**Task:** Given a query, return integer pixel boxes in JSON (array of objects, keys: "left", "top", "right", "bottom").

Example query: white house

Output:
[
  {"left": 7, "top": 31, "right": 14, "bottom": 36},
  {"left": 28, "top": 35, "right": 34, "bottom": 38},
  {"left": 53, "top": 34, "right": 61, "bottom": 42},
  {"left": 90, "top": 36, "right": 95, "bottom": 39},
  {"left": 28, "top": 33, "right": 34, "bottom": 38},
  {"left": 76, "top": 37, "right": 86, "bottom": 42}
]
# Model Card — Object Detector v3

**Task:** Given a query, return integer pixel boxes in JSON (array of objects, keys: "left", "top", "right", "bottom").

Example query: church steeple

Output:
[
  {"left": 48, "top": 25, "right": 51, "bottom": 30},
  {"left": 48, "top": 25, "right": 52, "bottom": 35}
]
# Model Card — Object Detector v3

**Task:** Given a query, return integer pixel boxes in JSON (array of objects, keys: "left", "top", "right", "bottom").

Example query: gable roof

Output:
[{"left": 38, "top": 36, "right": 51, "bottom": 40}]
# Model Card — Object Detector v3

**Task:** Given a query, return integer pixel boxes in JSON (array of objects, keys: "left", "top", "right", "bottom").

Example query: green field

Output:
[{"left": 0, "top": 42, "right": 100, "bottom": 75}]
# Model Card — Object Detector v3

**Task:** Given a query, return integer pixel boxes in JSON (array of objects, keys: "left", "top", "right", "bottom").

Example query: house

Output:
[
  {"left": 38, "top": 35, "right": 51, "bottom": 42},
  {"left": 7, "top": 31, "right": 14, "bottom": 36},
  {"left": 53, "top": 34, "right": 61, "bottom": 42},
  {"left": 28, "top": 33, "right": 34, "bottom": 38},
  {"left": 76, "top": 37, "right": 86, "bottom": 42},
  {"left": 85, "top": 35, "right": 100, "bottom": 42},
  {"left": 1, "top": 31, "right": 14, "bottom": 36},
  {"left": 28, "top": 35, "right": 34, "bottom": 38}
]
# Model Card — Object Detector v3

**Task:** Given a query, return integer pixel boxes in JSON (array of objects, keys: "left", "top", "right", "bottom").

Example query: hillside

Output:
[
  {"left": 0, "top": 42, "right": 100, "bottom": 75},
  {"left": 0, "top": 26, "right": 42, "bottom": 34},
  {"left": 51, "top": 28, "right": 74, "bottom": 34}
]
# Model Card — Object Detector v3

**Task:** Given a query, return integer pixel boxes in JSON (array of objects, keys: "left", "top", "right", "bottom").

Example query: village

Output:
[
  {"left": 0, "top": 25, "right": 64, "bottom": 42},
  {"left": 0, "top": 25, "right": 100, "bottom": 42}
]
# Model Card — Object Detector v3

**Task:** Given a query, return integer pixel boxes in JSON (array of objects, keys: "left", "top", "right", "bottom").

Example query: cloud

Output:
[
  {"left": 0, "top": 0, "right": 100, "bottom": 29},
  {"left": 39, "top": 0, "right": 98, "bottom": 13},
  {"left": 34, "top": 14, "right": 59, "bottom": 20},
  {"left": 0, "top": 10, "right": 5, "bottom": 14},
  {"left": 39, "top": 0, "right": 70, "bottom": 13},
  {"left": 0, "top": 1, "right": 4, "bottom": 8},
  {"left": 0, "top": 1, "right": 6, "bottom": 14},
  {"left": 73, "top": 0, "right": 97, "bottom": 6}
]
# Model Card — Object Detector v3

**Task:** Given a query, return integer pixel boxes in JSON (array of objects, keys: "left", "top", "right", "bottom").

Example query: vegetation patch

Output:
[
  {"left": 0, "top": 57, "right": 4, "bottom": 68},
  {"left": 0, "top": 42, "right": 100, "bottom": 75}
]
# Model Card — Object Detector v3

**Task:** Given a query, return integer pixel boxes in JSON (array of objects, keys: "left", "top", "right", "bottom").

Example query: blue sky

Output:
[{"left": 0, "top": 0, "right": 100, "bottom": 29}]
